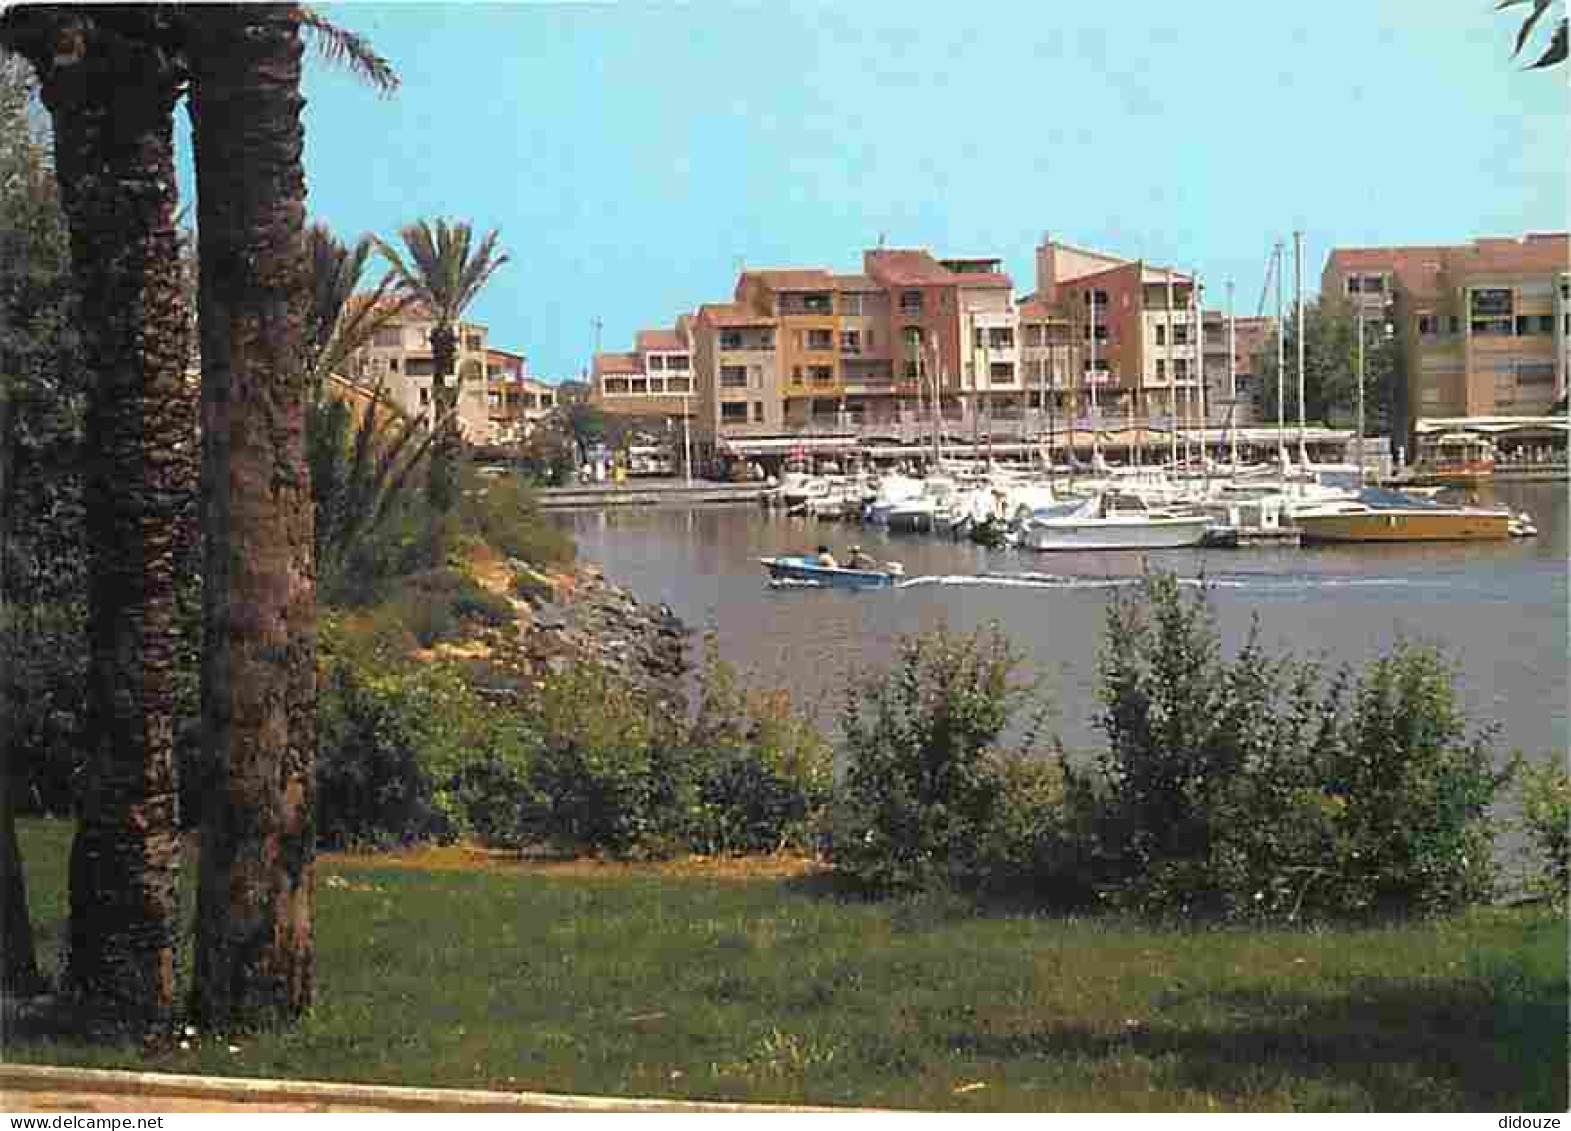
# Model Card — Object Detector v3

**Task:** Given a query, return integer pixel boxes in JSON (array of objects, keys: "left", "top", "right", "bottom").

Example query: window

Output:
[
  {"left": 648, "top": 355, "right": 665, "bottom": 371},
  {"left": 1472, "top": 319, "right": 1513, "bottom": 337},
  {"left": 486, "top": 391, "right": 501, "bottom": 410},
  {"left": 1084, "top": 289, "right": 1109, "bottom": 306},
  {"left": 1204, "top": 325, "right": 1223, "bottom": 345},
  {"left": 807, "top": 329, "right": 833, "bottom": 351},
  {"left": 668, "top": 354, "right": 689, "bottom": 370},
  {"left": 1155, "top": 324, "right": 1166, "bottom": 346},
  {"left": 1174, "top": 358, "right": 1189, "bottom": 380},
  {"left": 1540, "top": 314, "right": 1557, "bottom": 334},
  {"left": 840, "top": 293, "right": 864, "bottom": 316},
  {"left": 721, "top": 331, "right": 743, "bottom": 350},
  {"left": 900, "top": 290, "right": 923, "bottom": 314},
  {"left": 1471, "top": 288, "right": 1513, "bottom": 317},
  {"left": 1025, "top": 325, "right": 1046, "bottom": 348},
  {"left": 604, "top": 378, "right": 630, "bottom": 395},
  {"left": 1083, "top": 324, "right": 1109, "bottom": 342},
  {"left": 1172, "top": 325, "right": 1190, "bottom": 346},
  {"left": 989, "top": 362, "right": 1015, "bottom": 383},
  {"left": 1155, "top": 359, "right": 1166, "bottom": 381},
  {"left": 406, "top": 358, "right": 435, "bottom": 377},
  {"left": 802, "top": 293, "right": 831, "bottom": 313},
  {"left": 902, "top": 361, "right": 920, "bottom": 379},
  {"left": 759, "top": 331, "right": 774, "bottom": 349},
  {"left": 629, "top": 378, "right": 648, "bottom": 395},
  {"left": 841, "top": 330, "right": 861, "bottom": 354},
  {"left": 751, "top": 402, "right": 764, "bottom": 423},
  {"left": 720, "top": 402, "right": 748, "bottom": 422},
  {"left": 419, "top": 387, "right": 430, "bottom": 405},
  {"left": 791, "top": 366, "right": 804, "bottom": 386},
  {"left": 1514, "top": 316, "right": 1540, "bottom": 336},
  {"left": 810, "top": 365, "right": 834, "bottom": 384},
  {"left": 1345, "top": 277, "right": 1361, "bottom": 295},
  {"left": 1418, "top": 314, "right": 1438, "bottom": 337},
  {"left": 1362, "top": 275, "right": 1385, "bottom": 294},
  {"left": 1449, "top": 315, "right": 1462, "bottom": 335},
  {"left": 988, "top": 328, "right": 1014, "bottom": 350},
  {"left": 1518, "top": 362, "right": 1556, "bottom": 385},
  {"left": 373, "top": 328, "right": 401, "bottom": 347},
  {"left": 389, "top": 357, "right": 401, "bottom": 372},
  {"left": 720, "top": 365, "right": 748, "bottom": 389}
]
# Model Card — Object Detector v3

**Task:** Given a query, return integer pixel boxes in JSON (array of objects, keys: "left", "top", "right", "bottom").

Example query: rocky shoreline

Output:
[{"left": 508, "top": 561, "right": 690, "bottom": 712}]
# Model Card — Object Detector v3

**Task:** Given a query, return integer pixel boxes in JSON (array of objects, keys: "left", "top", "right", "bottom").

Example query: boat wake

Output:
[{"left": 891, "top": 571, "right": 1435, "bottom": 593}]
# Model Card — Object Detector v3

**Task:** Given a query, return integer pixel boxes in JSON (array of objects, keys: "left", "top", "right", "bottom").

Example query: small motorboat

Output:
[{"left": 759, "top": 555, "right": 904, "bottom": 589}]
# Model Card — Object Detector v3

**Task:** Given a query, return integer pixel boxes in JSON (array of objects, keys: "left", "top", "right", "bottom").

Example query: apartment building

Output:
[
  {"left": 1200, "top": 312, "right": 1272, "bottom": 427},
  {"left": 481, "top": 347, "right": 556, "bottom": 444},
  {"left": 1322, "top": 233, "right": 1569, "bottom": 432},
  {"left": 346, "top": 304, "right": 495, "bottom": 440},
  {"left": 1030, "top": 238, "right": 1211, "bottom": 425},
  {"left": 589, "top": 319, "right": 696, "bottom": 422}
]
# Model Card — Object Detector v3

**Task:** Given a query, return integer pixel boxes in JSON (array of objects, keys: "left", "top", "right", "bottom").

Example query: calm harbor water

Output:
[{"left": 556, "top": 482, "right": 1568, "bottom": 764}]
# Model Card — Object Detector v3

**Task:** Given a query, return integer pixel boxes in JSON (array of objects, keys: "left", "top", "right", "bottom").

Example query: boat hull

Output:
[
  {"left": 1021, "top": 516, "right": 1210, "bottom": 551},
  {"left": 1294, "top": 510, "right": 1512, "bottom": 543},
  {"left": 760, "top": 556, "right": 898, "bottom": 589}
]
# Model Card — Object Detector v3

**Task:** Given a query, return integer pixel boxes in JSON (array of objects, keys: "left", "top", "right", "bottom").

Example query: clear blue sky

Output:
[{"left": 276, "top": 1, "right": 1567, "bottom": 381}]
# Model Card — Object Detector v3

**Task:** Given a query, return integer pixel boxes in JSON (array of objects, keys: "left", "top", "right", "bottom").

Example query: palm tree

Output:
[
  {"left": 375, "top": 220, "right": 509, "bottom": 515},
  {"left": 1501, "top": 0, "right": 1566, "bottom": 68},
  {"left": 302, "top": 224, "right": 449, "bottom": 587},
  {"left": 185, "top": 2, "right": 395, "bottom": 1029},
  {"left": 0, "top": 9, "right": 194, "bottom": 1032}
]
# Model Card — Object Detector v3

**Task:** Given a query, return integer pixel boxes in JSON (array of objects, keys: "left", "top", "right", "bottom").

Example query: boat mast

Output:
[
  {"left": 1227, "top": 280, "right": 1238, "bottom": 467},
  {"left": 1275, "top": 239, "right": 1288, "bottom": 482},
  {"left": 1166, "top": 267, "right": 1178, "bottom": 472},
  {"left": 929, "top": 338, "right": 942, "bottom": 469},
  {"left": 1294, "top": 229, "right": 1308, "bottom": 466},
  {"left": 1196, "top": 273, "right": 1209, "bottom": 491},
  {"left": 1089, "top": 286, "right": 1101, "bottom": 467},
  {"left": 1356, "top": 299, "right": 1366, "bottom": 482}
]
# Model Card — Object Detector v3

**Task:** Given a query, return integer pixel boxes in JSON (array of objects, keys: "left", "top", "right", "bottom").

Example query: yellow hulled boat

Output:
[{"left": 1293, "top": 487, "right": 1513, "bottom": 543}]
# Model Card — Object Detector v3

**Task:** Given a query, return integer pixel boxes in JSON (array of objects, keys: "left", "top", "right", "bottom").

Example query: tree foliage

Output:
[
  {"left": 1252, "top": 296, "right": 1400, "bottom": 434},
  {"left": 1500, "top": 0, "right": 1567, "bottom": 69}
]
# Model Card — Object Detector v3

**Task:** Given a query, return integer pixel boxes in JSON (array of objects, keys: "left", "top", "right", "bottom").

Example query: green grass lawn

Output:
[{"left": 9, "top": 817, "right": 1567, "bottom": 1111}]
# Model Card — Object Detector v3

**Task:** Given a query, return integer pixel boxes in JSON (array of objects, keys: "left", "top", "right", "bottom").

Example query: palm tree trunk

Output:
[
  {"left": 427, "top": 324, "right": 459, "bottom": 513},
  {"left": 188, "top": 2, "right": 317, "bottom": 1028},
  {"left": 12, "top": 22, "right": 190, "bottom": 1033}
]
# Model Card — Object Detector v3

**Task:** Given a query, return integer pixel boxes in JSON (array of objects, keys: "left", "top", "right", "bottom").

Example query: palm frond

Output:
[
  {"left": 1529, "top": 19, "right": 1568, "bottom": 67},
  {"left": 300, "top": 6, "right": 398, "bottom": 94},
  {"left": 378, "top": 217, "right": 508, "bottom": 330}
]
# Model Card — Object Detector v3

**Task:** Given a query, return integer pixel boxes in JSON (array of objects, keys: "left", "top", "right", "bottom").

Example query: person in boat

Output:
[
  {"left": 845, "top": 545, "right": 877, "bottom": 570},
  {"left": 815, "top": 544, "right": 839, "bottom": 568}
]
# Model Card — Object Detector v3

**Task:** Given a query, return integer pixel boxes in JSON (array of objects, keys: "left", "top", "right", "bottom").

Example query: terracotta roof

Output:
[
  {"left": 1017, "top": 296, "right": 1068, "bottom": 321},
  {"left": 697, "top": 302, "right": 777, "bottom": 328},
  {"left": 635, "top": 328, "right": 686, "bottom": 353},
  {"left": 951, "top": 271, "right": 1013, "bottom": 290},
  {"left": 740, "top": 268, "right": 836, "bottom": 292},
  {"left": 485, "top": 346, "right": 525, "bottom": 363},
  {"left": 1324, "top": 246, "right": 1454, "bottom": 297},
  {"left": 592, "top": 351, "right": 643, "bottom": 377},
  {"left": 864, "top": 249, "right": 954, "bottom": 286},
  {"left": 831, "top": 273, "right": 879, "bottom": 291}
]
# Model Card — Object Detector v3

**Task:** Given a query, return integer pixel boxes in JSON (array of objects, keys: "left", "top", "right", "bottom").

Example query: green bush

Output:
[
  {"left": 520, "top": 663, "right": 677, "bottom": 857},
  {"left": 1315, "top": 640, "right": 1506, "bottom": 916},
  {"left": 314, "top": 629, "right": 538, "bottom": 848},
  {"left": 826, "top": 626, "right": 1058, "bottom": 894},
  {"left": 461, "top": 475, "right": 574, "bottom": 568},
  {"left": 1517, "top": 757, "right": 1570, "bottom": 904},
  {"left": 685, "top": 638, "right": 833, "bottom": 855},
  {"left": 1088, "top": 572, "right": 1507, "bottom": 921}
]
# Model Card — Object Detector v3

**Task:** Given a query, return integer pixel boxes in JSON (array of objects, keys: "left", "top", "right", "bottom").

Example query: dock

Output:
[{"left": 534, "top": 480, "right": 764, "bottom": 510}]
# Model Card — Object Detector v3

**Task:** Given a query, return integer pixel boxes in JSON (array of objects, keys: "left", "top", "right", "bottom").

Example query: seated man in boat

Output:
[
  {"left": 845, "top": 545, "right": 876, "bottom": 570},
  {"left": 815, "top": 544, "right": 839, "bottom": 568}
]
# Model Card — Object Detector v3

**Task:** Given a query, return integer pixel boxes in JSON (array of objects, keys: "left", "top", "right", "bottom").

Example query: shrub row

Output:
[
  {"left": 826, "top": 574, "right": 1554, "bottom": 923},
  {"left": 314, "top": 631, "right": 832, "bottom": 858}
]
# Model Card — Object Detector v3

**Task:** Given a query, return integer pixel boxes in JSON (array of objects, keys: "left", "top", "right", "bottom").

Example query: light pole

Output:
[{"left": 683, "top": 394, "right": 693, "bottom": 487}]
